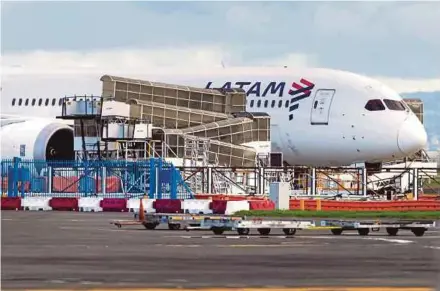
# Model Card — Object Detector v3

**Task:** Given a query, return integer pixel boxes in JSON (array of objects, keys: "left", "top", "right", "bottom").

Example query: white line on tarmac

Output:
[
  {"left": 363, "top": 237, "right": 414, "bottom": 244},
  {"left": 424, "top": 246, "right": 440, "bottom": 250}
]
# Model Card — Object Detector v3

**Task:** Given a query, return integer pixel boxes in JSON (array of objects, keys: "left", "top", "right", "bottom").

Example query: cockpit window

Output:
[
  {"left": 383, "top": 99, "right": 406, "bottom": 111},
  {"left": 365, "top": 99, "right": 385, "bottom": 111}
]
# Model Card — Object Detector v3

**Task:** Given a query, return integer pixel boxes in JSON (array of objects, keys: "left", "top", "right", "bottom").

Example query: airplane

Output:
[{"left": 0, "top": 67, "right": 428, "bottom": 169}]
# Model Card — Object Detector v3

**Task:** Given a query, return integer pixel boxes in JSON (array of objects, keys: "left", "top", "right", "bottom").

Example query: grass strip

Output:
[{"left": 234, "top": 210, "right": 440, "bottom": 219}]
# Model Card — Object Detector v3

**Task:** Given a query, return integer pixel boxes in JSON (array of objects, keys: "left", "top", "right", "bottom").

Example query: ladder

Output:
[{"left": 183, "top": 135, "right": 210, "bottom": 192}]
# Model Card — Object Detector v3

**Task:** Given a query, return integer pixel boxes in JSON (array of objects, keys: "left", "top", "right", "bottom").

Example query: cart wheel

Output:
[
  {"left": 282, "top": 228, "right": 296, "bottom": 235},
  {"left": 257, "top": 228, "right": 271, "bottom": 235},
  {"left": 168, "top": 223, "right": 181, "bottom": 230},
  {"left": 386, "top": 227, "right": 399, "bottom": 236},
  {"left": 212, "top": 227, "right": 225, "bottom": 235},
  {"left": 331, "top": 229, "right": 343, "bottom": 235},
  {"left": 358, "top": 228, "right": 370, "bottom": 236},
  {"left": 142, "top": 222, "right": 158, "bottom": 230},
  {"left": 237, "top": 228, "right": 250, "bottom": 235},
  {"left": 411, "top": 227, "right": 426, "bottom": 237}
]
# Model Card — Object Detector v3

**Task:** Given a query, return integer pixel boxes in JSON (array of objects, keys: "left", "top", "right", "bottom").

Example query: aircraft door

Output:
[{"left": 310, "top": 89, "right": 335, "bottom": 125}]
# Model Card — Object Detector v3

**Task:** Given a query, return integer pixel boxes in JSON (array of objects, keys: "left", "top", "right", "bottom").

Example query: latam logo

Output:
[{"left": 288, "top": 78, "right": 315, "bottom": 120}]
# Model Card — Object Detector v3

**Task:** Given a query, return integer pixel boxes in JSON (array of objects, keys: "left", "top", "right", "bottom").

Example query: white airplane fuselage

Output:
[{"left": 0, "top": 67, "right": 428, "bottom": 167}]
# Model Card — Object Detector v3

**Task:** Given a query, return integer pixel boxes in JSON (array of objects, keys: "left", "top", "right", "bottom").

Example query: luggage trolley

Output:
[
  {"left": 140, "top": 213, "right": 243, "bottom": 230},
  {"left": 185, "top": 217, "right": 319, "bottom": 235},
  {"left": 320, "top": 219, "right": 436, "bottom": 237}
]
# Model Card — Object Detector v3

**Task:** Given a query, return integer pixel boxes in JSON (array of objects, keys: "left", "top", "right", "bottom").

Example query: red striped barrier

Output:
[
  {"left": 195, "top": 194, "right": 267, "bottom": 201},
  {"left": 248, "top": 200, "right": 275, "bottom": 210},
  {"left": 289, "top": 199, "right": 440, "bottom": 211},
  {"left": 49, "top": 197, "right": 79, "bottom": 211},
  {"left": 153, "top": 199, "right": 182, "bottom": 213},
  {"left": 100, "top": 198, "right": 128, "bottom": 212},
  {"left": 211, "top": 200, "right": 228, "bottom": 214},
  {"left": 1, "top": 197, "right": 22, "bottom": 210}
]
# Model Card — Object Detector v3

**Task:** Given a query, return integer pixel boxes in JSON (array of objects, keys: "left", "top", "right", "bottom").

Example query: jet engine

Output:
[{"left": 1, "top": 119, "right": 74, "bottom": 161}]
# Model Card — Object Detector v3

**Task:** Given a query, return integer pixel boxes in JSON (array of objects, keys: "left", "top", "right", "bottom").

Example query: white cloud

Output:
[
  {"left": 1, "top": 47, "right": 318, "bottom": 78},
  {"left": 1, "top": 48, "right": 437, "bottom": 98},
  {"left": 375, "top": 77, "right": 440, "bottom": 94},
  {"left": 0, "top": 47, "right": 318, "bottom": 102}
]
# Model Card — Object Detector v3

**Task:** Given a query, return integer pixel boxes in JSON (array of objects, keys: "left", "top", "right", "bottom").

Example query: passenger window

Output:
[
  {"left": 18, "top": 98, "right": 22, "bottom": 106},
  {"left": 52, "top": 98, "right": 56, "bottom": 106},
  {"left": 45, "top": 98, "right": 49, "bottom": 106},
  {"left": 383, "top": 99, "right": 406, "bottom": 111},
  {"left": 264, "top": 100, "right": 268, "bottom": 107},
  {"left": 38, "top": 99, "right": 42, "bottom": 106},
  {"left": 285, "top": 100, "right": 289, "bottom": 108},
  {"left": 365, "top": 99, "right": 385, "bottom": 111},
  {"left": 59, "top": 98, "right": 63, "bottom": 106},
  {"left": 257, "top": 100, "right": 261, "bottom": 107},
  {"left": 278, "top": 100, "right": 282, "bottom": 108},
  {"left": 271, "top": 100, "right": 275, "bottom": 108},
  {"left": 12, "top": 98, "right": 16, "bottom": 106},
  {"left": 25, "top": 99, "right": 29, "bottom": 106},
  {"left": 250, "top": 100, "right": 254, "bottom": 107},
  {"left": 32, "top": 99, "right": 36, "bottom": 106}
]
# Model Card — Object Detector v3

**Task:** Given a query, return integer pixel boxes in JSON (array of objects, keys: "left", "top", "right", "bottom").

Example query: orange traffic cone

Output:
[{"left": 138, "top": 198, "right": 145, "bottom": 222}]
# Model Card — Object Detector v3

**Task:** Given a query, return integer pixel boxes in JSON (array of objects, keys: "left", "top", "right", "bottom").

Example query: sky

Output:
[
  {"left": 1, "top": 1, "right": 440, "bottom": 148},
  {"left": 1, "top": 1, "right": 440, "bottom": 84}
]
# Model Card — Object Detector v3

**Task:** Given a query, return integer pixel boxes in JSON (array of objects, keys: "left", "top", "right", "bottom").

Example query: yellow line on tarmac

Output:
[{"left": 22, "top": 287, "right": 435, "bottom": 291}]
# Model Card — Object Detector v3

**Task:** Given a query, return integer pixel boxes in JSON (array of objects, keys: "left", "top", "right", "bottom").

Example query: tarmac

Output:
[{"left": 1, "top": 211, "right": 440, "bottom": 291}]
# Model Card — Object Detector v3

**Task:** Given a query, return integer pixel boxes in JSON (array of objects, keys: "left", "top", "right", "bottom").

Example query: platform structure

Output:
[
  {"left": 57, "top": 95, "right": 154, "bottom": 161},
  {"left": 99, "top": 75, "right": 272, "bottom": 169},
  {"left": 101, "top": 75, "right": 246, "bottom": 115}
]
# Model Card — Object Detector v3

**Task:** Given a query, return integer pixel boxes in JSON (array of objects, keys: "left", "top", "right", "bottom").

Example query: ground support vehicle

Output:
[
  {"left": 318, "top": 219, "right": 436, "bottom": 237},
  {"left": 184, "top": 217, "right": 326, "bottom": 235},
  {"left": 112, "top": 213, "right": 436, "bottom": 237},
  {"left": 112, "top": 213, "right": 243, "bottom": 230}
]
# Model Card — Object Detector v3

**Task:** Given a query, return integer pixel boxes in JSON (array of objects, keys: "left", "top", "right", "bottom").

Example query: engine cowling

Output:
[{"left": 1, "top": 119, "right": 74, "bottom": 161}]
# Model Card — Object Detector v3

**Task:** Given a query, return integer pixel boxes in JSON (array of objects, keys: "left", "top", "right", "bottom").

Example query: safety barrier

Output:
[
  {"left": 248, "top": 200, "right": 275, "bottom": 210},
  {"left": 2, "top": 196, "right": 440, "bottom": 213},
  {"left": 182, "top": 199, "right": 213, "bottom": 214},
  {"left": 290, "top": 199, "right": 440, "bottom": 211},
  {"left": 194, "top": 194, "right": 268, "bottom": 201},
  {"left": 49, "top": 197, "right": 79, "bottom": 211},
  {"left": 100, "top": 198, "right": 128, "bottom": 212},
  {"left": 1, "top": 157, "right": 194, "bottom": 199},
  {"left": 78, "top": 197, "right": 103, "bottom": 212},
  {"left": 153, "top": 199, "right": 182, "bottom": 213},
  {"left": 1, "top": 197, "right": 22, "bottom": 210}
]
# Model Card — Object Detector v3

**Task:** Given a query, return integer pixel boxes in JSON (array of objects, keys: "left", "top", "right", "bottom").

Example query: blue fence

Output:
[{"left": 1, "top": 157, "right": 193, "bottom": 199}]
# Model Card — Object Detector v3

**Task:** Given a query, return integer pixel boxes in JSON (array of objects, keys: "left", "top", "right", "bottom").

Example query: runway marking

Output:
[
  {"left": 154, "top": 243, "right": 325, "bottom": 248},
  {"left": 424, "top": 246, "right": 440, "bottom": 250},
  {"left": 171, "top": 235, "right": 297, "bottom": 239},
  {"left": 220, "top": 244, "right": 306, "bottom": 248},
  {"left": 363, "top": 238, "right": 414, "bottom": 244},
  {"left": 24, "top": 287, "right": 435, "bottom": 291}
]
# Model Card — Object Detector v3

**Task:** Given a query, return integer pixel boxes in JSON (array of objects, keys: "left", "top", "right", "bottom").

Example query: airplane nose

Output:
[{"left": 397, "top": 116, "right": 428, "bottom": 156}]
